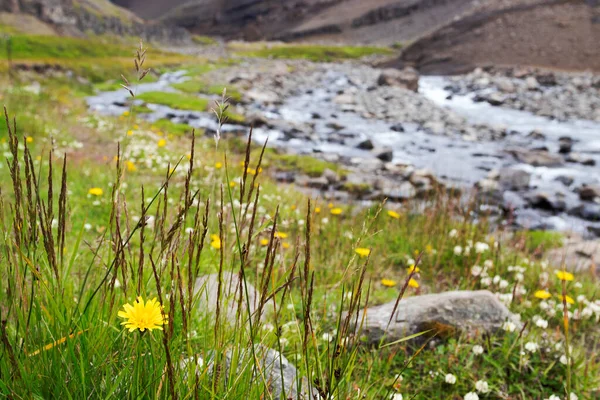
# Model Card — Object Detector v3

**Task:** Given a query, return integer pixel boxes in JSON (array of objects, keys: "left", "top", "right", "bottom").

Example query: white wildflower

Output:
[
  {"left": 464, "top": 392, "right": 479, "bottom": 400},
  {"left": 472, "top": 345, "right": 484, "bottom": 355},
  {"left": 471, "top": 265, "right": 483, "bottom": 277},
  {"left": 475, "top": 380, "right": 489, "bottom": 394},
  {"left": 445, "top": 374, "right": 457, "bottom": 384},
  {"left": 474, "top": 242, "right": 490, "bottom": 253},
  {"left": 454, "top": 246, "right": 463, "bottom": 256},
  {"left": 525, "top": 341, "right": 539, "bottom": 353},
  {"left": 503, "top": 321, "right": 516, "bottom": 332}
]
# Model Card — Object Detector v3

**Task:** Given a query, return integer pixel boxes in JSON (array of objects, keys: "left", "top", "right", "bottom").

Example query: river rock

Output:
[
  {"left": 569, "top": 204, "right": 600, "bottom": 221},
  {"left": 499, "top": 168, "right": 531, "bottom": 190},
  {"left": 356, "top": 138, "right": 374, "bottom": 150},
  {"left": 547, "top": 238, "right": 600, "bottom": 273},
  {"left": 246, "top": 89, "right": 280, "bottom": 104},
  {"left": 558, "top": 137, "right": 574, "bottom": 154},
  {"left": 507, "top": 148, "right": 563, "bottom": 167},
  {"left": 526, "top": 192, "right": 567, "bottom": 212},
  {"left": 360, "top": 290, "right": 517, "bottom": 345},
  {"left": 375, "top": 178, "right": 416, "bottom": 201},
  {"left": 322, "top": 168, "right": 339, "bottom": 184},
  {"left": 390, "top": 123, "right": 405, "bottom": 132},
  {"left": 372, "top": 147, "right": 393, "bottom": 162},
  {"left": 377, "top": 67, "right": 419, "bottom": 92},
  {"left": 578, "top": 185, "right": 600, "bottom": 201},
  {"left": 566, "top": 153, "right": 596, "bottom": 166}
]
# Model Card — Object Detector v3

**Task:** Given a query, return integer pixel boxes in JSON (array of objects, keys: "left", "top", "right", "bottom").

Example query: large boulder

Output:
[
  {"left": 506, "top": 148, "right": 563, "bottom": 167},
  {"left": 377, "top": 67, "right": 419, "bottom": 92},
  {"left": 499, "top": 167, "right": 531, "bottom": 190},
  {"left": 360, "top": 290, "right": 517, "bottom": 345}
]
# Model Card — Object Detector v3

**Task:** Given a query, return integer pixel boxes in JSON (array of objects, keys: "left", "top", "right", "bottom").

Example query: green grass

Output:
[
  {"left": 172, "top": 80, "right": 243, "bottom": 103},
  {"left": 0, "top": 40, "right": 598, "bottom": 400},
  {"left": 0, "top": 35, "right": 134, "bottom": 59},
  {"left": 151, "top": 118, "right": 197, "bottom": 136},
  {"left": 232, "top": 43, "right": 395, "bottom": 62},
  {"left": 518, "top": 230, "right": 564, "bottom": 252},
  {"left": 191, "top": 35, "right": 218, "bottom": 46},
  {"left": 136, "top": 91, "right": 210, "bottom": 112}
]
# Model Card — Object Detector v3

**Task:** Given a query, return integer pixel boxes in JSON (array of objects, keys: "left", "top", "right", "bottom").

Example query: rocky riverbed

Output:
[{"left": 87, "top": 58, "right": 600, "bottom": 238}]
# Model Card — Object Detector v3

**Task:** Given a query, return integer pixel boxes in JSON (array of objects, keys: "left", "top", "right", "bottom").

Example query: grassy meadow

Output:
[{"left": 0, "top": 36, "right": 599, "bottom": 400}]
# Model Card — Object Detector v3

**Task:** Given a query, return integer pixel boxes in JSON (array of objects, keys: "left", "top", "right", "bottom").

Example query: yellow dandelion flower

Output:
[
  {"left": 210, "top": 234, "right": 221, "bottom": 249},
  {"left": 246, "top": 167, "right": 257, "bottom": 175},
  {"left": 408, "top": 278, "right": 419, "bottom": 288},
  {"left": 157, "top": 139, "right": 167, "bottom": 148},
  {"left": 315, "top": 207, "right": 321, "bottom": 214},
  {"left": 118, "top": 297, "right": 167, "bottom": 332},
  {"left": 559, "top": 294, "right": 575, "bottom": 305},
  {"left": 555, "top": 270, "right": 574, "bottom": 281},
  {"left": 122, "top": 111, "right": 130, "bottom": 117},
  {"left": 328, "top": 203, "right": 334, "bottom": 209},
  {"left": 260, "top": 238, "right": 269, "bottom": 246},
  {"left": 355, "top": 248, "right": 370, "bottom": 257},
  {"left": 534, "top": 290, "right": 552, "bottom": 299},
  {"left": 26, "top": 136, "right": 33, "bottom": 143},
  {"left": 133, "top": 124, "right": 139, "bottom": 130},
  {"left": 88, "top": 187, "right": 103, "bottom": 196},
  {"left": 127, "top": 130, "right": 134, "bottom": 136},
  {"left": 282, "top": 242, "right": 290, "bottom": 249},
  {"left": 330, "top": 207, "right": 343, "bottom": 215},
  {"left": 387, "top": 210, "right": 400, "bottom": 219},
  {"left": 381, "top": 278, "right": 396, "bottom": 287},
  {"left": 215, "top": 162, "right": 223, "bottom": 169},
  {"left": 407, "top": 265, "right": 420, "bottom": 273},
  {"left": 275, "top": 232, "right": 288, "bottom": 239},
  {"left": 126, "top": 161, "right": 137, "bottom": 172}
]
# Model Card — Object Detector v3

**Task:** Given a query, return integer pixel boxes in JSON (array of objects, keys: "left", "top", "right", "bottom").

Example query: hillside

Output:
[
  {"left": 397, "top": 0, "right": 600, "bottom": 74},
  {"left": 0, "top": 0, "right": 189, "bottom": 43}
]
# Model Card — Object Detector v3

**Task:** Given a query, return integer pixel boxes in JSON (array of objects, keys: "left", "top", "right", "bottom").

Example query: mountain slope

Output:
[{"left": 397, "top": 0, "right": 600, "bottom": 74}]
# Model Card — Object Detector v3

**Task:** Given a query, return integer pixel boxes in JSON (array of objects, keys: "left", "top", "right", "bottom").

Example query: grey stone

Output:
[
  {"left": 322, "top": 168, "right": 339, "bottom": 184},
  {"left": 569, "top": 204, "right": 600, "bottom": 221},
  {"left": 360, "top": 290, "right": 517, "bottom": 345},
  {"left": 246, "top": 89, "right": 280, "bottom": 104},
  {"left": 558, "top": 137, "right": 573, "bottom": 154},
  {"left": 356, "top": 138, "right": 374, "bottom": 150},
  {"left": 390, "top": 123, "right": 405, "bottom": 132},
  {"left": 377, "top": 67, "right": 419, "bottom": 92},
  {"left": 372, "top": 147, "right": 393, "bottom": 162},
  {"left": 578, "top": 185, "right": 600, "bottom": 201},
  {"left": 547, "top": 238, "right": 600, "bottom": 273},
  {"left": 526, "top": 192, "right": 567, "bottom": 212},
  {"left": 375, "top": 179, "right": 416, "bottom": 201},
  {"left": 507, "top": 148, "right": 563, "bottom": 167},
  {"left": 498, "top": 168, "right": 531, "bottom": 190}
]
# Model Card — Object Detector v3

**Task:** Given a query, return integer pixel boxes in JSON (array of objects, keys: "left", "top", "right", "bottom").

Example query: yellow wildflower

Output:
[
  {"left": 555, "top": 270, "right": 574, "bottom": 281},
  {"left": 387, "top": 210, "right": 400, "bottom": 219},
  {"left": 260, "top": 238, "right": 269, "bottom": 246},
  {"left": 534, "top": 290, "right": 552, "bottom": 300},
  {"left": 126, "top": 161, "right": 137, "bottom": 172},
  {"left": 381, "top": 279, "right": 396, "bottom": 287},
  {"left": 407, "top": 265, "right": 420, "bottom": 274},
  {"left": 127, "top": 130, "right": 133, "bottom": 136},
  {"left": 355, "top": 248, "right": 370, "bottom": 257},
  {"left": 26, "top": 136, "right": 33, "bottom": 143},
  {"left": 330, "top": 208, "right": 343, "bottom": 215},
  {"left": 118, "top": 297, "right": 167, "bottom": 332},
  {"left": 210, "top": 234, "right": 221, "bottom": 249},
  {"left": 122, "top": 111, "right": 130, "bottom": 117},
  {"left": 408, "top": 278, "right": 419, "bottom": 288},
  {"left": 275, "top": 232, "right": 288, "bottom": 239},
  {"left": 157, "top": 138, "right": 167, "bottom": 148},
  {"left": 559, "top": 294, "right": 575, "bottom": 305},
  {"left": 425, "top": 244, "right": 433, "bottom": 254},
  {"left": 215, "top": 162, "right": 223, "bottom": 169},
  {"left": 315, "top": 207, "right": 321, "bottom": 214},
  {"left": 282, "top": 242, "right": 290, "bottom": 249},
  {"left": 229, "top": 181, "right": 237, "bottom": 187},
  {"left": 88, "top": 187, "right": 103, "bottom": 196}
]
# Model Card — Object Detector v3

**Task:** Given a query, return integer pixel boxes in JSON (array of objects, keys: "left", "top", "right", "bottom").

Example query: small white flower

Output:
[
  {"left": 570, "top": 393, "right": 578, "bottom": 400},
  {"left": 474, "top": 242, "right": 490, "bottom": 253},
  {"left": 472, "top": 345, "right": 484, "bottom": 355},
  {"left": 560, "top": 355, "right": 569, "bottom": 365},
  {"left": 449, "top": 229, "right": 458, "bottom": 238},
  {"left": 114, "top": 279, "right": 121, "bottom": 289},
  {"left": 525, "top": 341, "right": 539, "bottom": 353},
  {"left": 454, "top": 246, "right": 463, "bottom": 256},
  {"left": 471, "top": 265, "right": 483, "bottom": 277},
  {"left": 475, "top": 380, "right": 489, "bottom": 394},
  {"left": 390, "top": 394, "right": 403, "bottom": 400},
  {"left": 464, "top": 392, "right": 479, "bottom": 400},
  {"left": 503, "top": 321, "right": 516, "bottom": 332},
  {"left": 499, "top": 279, "right": 509, "bottom": 289},
  {"left": 484, "top": 259, "right": 494, "bottom": 269},
  {"left": 480, "top": 277, "right": 492, "bottom": 287},
  {"left": 445, "top": 373, "right": 457, "bottom": 384},
  {"left": 84, "top": 223, "right": 92, "bottom": 231},
  {"left": 321, "top": 218, "right": 329, "bottom": 224},
  {"left": 535, "top": 318, "right": 548, "bottom": 329},
  {"left": 546, "top": 395, "right": 561, "bottom": 400},
  {"left": 322, "top": 332, "right": 334, "bottom": 342},
  {"left": 185, "top": 227, "right": 194, "bottom": 234}
]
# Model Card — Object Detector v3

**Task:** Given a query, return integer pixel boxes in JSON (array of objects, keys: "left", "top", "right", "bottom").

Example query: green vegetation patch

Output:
[
  {"left": 262, "top": 151, "right": 345, "bottom": 177},
  {"left": 152, "top": 119, "right": 198, "bottom": 136},
  {"left": 191, "top": 35, "right": 218, "bottom": 46},
  {"left": 233, "top": 44, "right": 395, "bottom": 62},
  {"left": 172, "top": 80, "right": 242, "bottom": 103},
  {"left": 518, "top": 230, "right": 564, "bottom": 252},
  {"left": 136, "top": 91, "right": 210, "bottom": 112}
]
